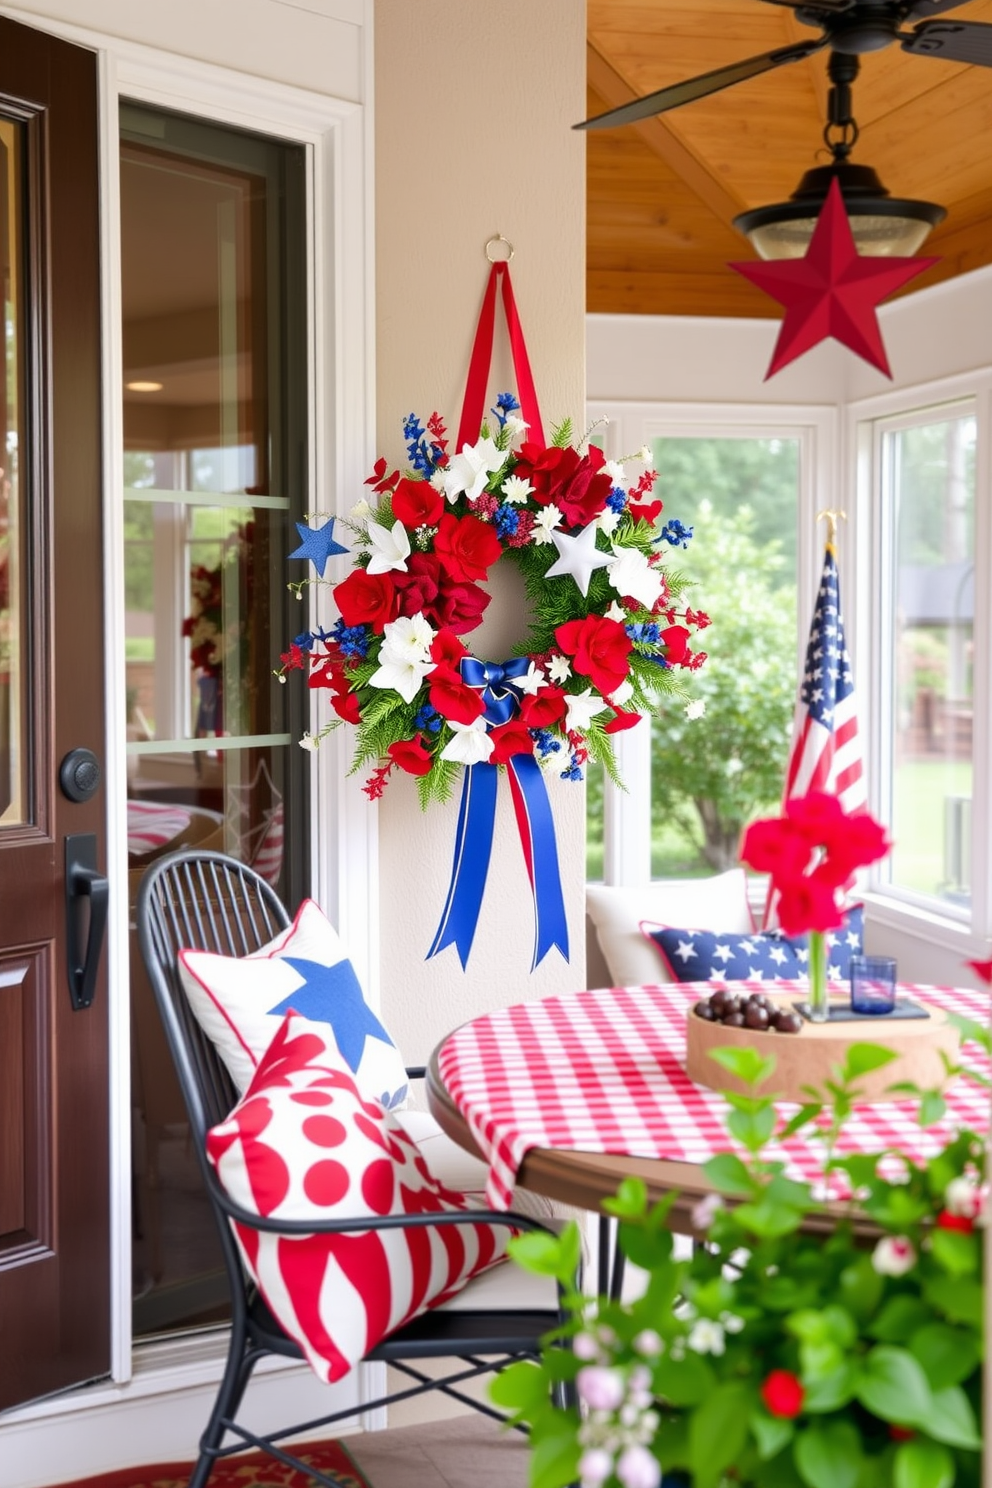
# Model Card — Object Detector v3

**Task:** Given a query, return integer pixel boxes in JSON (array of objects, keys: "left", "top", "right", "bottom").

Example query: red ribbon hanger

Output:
[{"left": 456, "top": 241, "right": 546, "bottom": 452}]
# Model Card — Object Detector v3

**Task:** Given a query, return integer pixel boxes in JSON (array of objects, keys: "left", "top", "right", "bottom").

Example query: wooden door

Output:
[{"left": 0, "top": 17, "right": 108, "bottom": 1410}]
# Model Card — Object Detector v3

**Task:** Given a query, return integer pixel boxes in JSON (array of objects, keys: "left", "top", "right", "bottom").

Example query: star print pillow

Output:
[
  {"left": 207, "top": 1013, "right": 512, "bottom": 1383},
  {"left": 178, "top": 899, "right": 408, "bottom": 1109},
  {"left": 643, "top": 905, "right": 864, "bottom": 986}
]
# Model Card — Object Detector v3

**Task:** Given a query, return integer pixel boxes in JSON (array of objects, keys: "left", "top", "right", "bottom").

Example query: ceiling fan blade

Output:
[
  {"left": 902, "top": 17, "right": 992, "bottom": 63},
  {"left": 757, "top": 0, "right": 853, "bottom": 11},
  {"left": 904, "top": 0, "right": 975, "bottom": 17},
  {"left": 576, "top": 39, "right": 825, "bottom": 130}
]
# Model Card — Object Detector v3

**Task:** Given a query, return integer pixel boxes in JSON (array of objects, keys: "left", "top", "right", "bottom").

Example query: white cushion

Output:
[
  {"left": 179, "top": 898, "right": 408, "bottom": 1109},
  {"left": 206, "top": 1014, "right": 515, "bottom": 1383},
  {"left": 585, "top": 870, "right": 752, "bottom": 986}
]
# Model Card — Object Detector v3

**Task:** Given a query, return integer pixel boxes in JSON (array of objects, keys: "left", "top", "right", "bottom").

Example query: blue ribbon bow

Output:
[{"left": 459, "top": 655, "right": 531, "bottom": 726}]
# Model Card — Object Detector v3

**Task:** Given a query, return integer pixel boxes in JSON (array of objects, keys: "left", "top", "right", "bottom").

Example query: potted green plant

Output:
[{"left": 493, "top": 1035, "right": 987, "bottom": 1488}]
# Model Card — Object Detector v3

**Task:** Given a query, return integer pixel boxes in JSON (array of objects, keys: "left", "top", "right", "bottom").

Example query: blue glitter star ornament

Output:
[
  {"left": 288, "top": 517, "right": 349, "bottom": 577},
  {"left": 269, "top": 957, "right": 393, "bottom": 1074}
]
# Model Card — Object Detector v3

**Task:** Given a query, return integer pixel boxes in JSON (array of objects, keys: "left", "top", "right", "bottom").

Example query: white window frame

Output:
[
  {"left": 586, "top": 399, "right": 837, "bottom": 889},
  {"left": 848, "top": 369, "right": 992, "bottom": 956}
]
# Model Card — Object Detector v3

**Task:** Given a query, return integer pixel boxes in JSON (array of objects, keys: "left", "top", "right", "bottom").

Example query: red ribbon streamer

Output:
[{"left": 456, "top": 262, "right": 546, "bottom": 452}]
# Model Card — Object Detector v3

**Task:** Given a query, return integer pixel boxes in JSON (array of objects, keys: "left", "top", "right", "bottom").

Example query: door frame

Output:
[{"left": 0, "top": 5, "right": 378, "bottom": 1475}]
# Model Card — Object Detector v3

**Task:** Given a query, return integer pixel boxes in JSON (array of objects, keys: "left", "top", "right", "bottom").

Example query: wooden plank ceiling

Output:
[{"left": 587, "top": 0, "right": 992, "bottom": 315}]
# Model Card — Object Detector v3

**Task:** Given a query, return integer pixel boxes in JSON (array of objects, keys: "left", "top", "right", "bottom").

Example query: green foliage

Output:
[
  {"left": 503, "top": 1048, "right": 986, "bottom": 1488},
  {"left": 650, "top": 499, "right": 798, "bottom": 870}
]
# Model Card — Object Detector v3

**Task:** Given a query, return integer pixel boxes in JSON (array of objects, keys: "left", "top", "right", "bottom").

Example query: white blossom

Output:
[
  {"left": 598, "top": 508, "right": 622, "bottom": 537},
  {"left": 573, "top": 1331, "right": 601, "bottom": 1362},
  {"left": 605, "top": 600, "right": 627, "bottom": 623},
  {"left": 945, "top": 1177, "right": 983, "bottom": 1218},
  {"left": 608, "top": 547, "right": 664, "bottom": 610},
  {"left": 691, "top": 1192, "right": 723, "bottom": 1230},
  {"left": 604, "top": 459, "right": 627, "bottom": 488},
  {"left": 687, "top": 1319, "right": 726, "bottom": 1356},
  {"left": 503, "top": 413, "right": 529, "bottom": 442},
  {"left": 298, "top": 734, "right": 319, "bottom": 752},
  {"left": 350, "top": 498, "right": 373, "bottom": 523},
  {"left": 368, "top": 614, "right": 435, "bottom": 703},
  {"left": 872, "top": 1235, "right": 917, "bottom": 1276},
  {"left": 633, "top": 1329, "right": 664, "bottom": 1358},
  {"left": 611, "top": 679, "right": 634, "bottom": 707},
  {"left": 441, "top": 436, "right": 503, "bottom": 503},
  {"left": 638, "top": 446, "right": 652, "bottom": 462},
  {"left": 578, "top": 1448, "right": 614, "bottom": 1488},
  {"left": 517, "top": 662, "right": 548, "bottom": 696},
  {"left": 547, "top": 654, "right": 572, "bottom": 685},
  {"left": 500, "top": 473, "right": 534, "bottom": 504},
  {"left": 440, "top": 717, "right": 494, "bottom": 766},
  {"left": 576, "top": 1366, "right": 625, "bottom": 1413},
  {"left": 365, "top": 517, "right": 411, "bottom": 574},
  {"left": 429, "top": 468, "right": 447, "bottom": 491},
  {"left": 565, "top": 688, "right": 605, "bottom": 734},
  {"left": 685, "top": 699, "right": 706, "bottom": 720},
  {"left": 616, "top": 1446, "right": 661, "bottom": 1488},
  {"left": 532, "top": 503, "right": 564, "bottom": 545}
]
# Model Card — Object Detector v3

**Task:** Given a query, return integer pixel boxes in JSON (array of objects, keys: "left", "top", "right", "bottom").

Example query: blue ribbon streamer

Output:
[
  {"left": 507, "top": 754, "right": 570, "bottom": 972},
  {"left": 426, "top": 763, "right": 499, "bottom": 970}
]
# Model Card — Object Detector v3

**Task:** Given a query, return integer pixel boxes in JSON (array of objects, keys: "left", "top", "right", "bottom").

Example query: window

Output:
[
  {"left": 586, "top": 405, "right": 826, "bottom": 888},
  {"left": 867, "top": 401, "right": 978, "bottom": 919}
]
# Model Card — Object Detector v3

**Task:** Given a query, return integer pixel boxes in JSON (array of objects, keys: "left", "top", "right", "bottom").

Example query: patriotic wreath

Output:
[{"left": 280, "top": 393, "right": 709, "bottom": 806}]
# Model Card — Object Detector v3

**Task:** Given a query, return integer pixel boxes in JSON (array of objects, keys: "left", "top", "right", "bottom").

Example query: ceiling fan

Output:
[{"left": 576, "top": 0, "right": 992, "bottom": 133}]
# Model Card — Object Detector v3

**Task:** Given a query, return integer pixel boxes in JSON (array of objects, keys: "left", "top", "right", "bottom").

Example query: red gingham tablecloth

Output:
[{"left": 436, "top": 982, "right": 991, "bottom": 1209}]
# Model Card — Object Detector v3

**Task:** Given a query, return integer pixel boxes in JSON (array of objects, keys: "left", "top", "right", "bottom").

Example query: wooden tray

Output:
[{"left": 684, "top": 990, "right": 960, "bottom": 1103}]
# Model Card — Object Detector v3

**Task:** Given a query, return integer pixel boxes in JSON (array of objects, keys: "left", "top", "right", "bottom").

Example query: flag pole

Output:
[{"left": 815, "top": 507, "right": 846, "bottom": 552}]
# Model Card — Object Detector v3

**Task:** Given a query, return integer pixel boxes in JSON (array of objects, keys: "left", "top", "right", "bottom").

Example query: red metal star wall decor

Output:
[{"left": 729, "top": 178, "right": 939, "bottom": 379}]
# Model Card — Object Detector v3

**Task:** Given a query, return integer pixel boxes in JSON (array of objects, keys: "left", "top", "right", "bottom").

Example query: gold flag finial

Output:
[{"left": 816, "top": 508, "right": 847, "bottom": 551}]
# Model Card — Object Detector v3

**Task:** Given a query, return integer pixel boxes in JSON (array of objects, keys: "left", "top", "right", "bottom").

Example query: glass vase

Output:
[{"left": 807, "top": 928, "right": 828, "bottom": 1023}]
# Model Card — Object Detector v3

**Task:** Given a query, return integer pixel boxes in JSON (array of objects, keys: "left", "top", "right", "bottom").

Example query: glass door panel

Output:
[
  {"left": 120, "top": 105, "right": 308, "bottom": 1337},
  {"left": 0, "top": 118, "right": 25, "bottom": 824}
]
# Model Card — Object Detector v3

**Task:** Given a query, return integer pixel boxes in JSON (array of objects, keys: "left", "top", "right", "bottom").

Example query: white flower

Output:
[
  {"left": 440, "top": 718, "right": 494, "bottom": 765},
  {"left": 685, "top": 699, "right": 706, "bottom": 720},
  {"left": 611, "top": 679, "right": 634, "bottom": 707},
  {"left": 598, "top": 508, "right": 622, "bottom": 537},
  {"left": 687, "top": 1319, "right": 726, "bottom": 1356},
  {"left": 632, "top": 1329, "right": 664, "bottom": 1358},
  {"left": 429, "top": 468, "right": 447, "bottom": 491},
  {"left": 517, "top": 662, "right": 548, "bottom": 696},
  {"left": 578, "top": 1448, "right": 614, "bottom": 1488},
  {"left": 350, "top": 498, "right": 373, "bottom": 523},
  {"left": 573, "top": 1331, "right": 601, "bottom": 1362},
  {"left": 368, "top": 614, "right": 436, "bottom": 703},
  {"left": 547, "top": 654, "right": 572, "bottom": 685},
  {"left": 638, "top": 445, "right": 652, "bottom": 462},
  {"left": 605, "top": 600, "right": 627, "bottom": 623},
  {"left": 532, "top": 503, "right": 564, "bottom": 544},
  {"left": 441, "top": 436, "right": 503, "bottom": 503},
  {"left": 604, "top": 459, "right": 627, "bottom": 488},
  {"left": 501, "top": 474, "right": 533, "bottom": 504},
  {"left": 504, "top": 413, "right": 529, "bottom": 441},
  {"left": 298, "top": 734, "right": 319, "bottom": 752},
  {"left": 720, "top": 1311, "right": 745, "bottom": 1334},
  {"left": 945, "top": 1176, "right": 983, "bottom": 1218},
  {"left": 365, "top": 518, "right": 411, "bottom": 574},
  {"left": 576, "top": 1366, "right": 625, "bottom": 1412},
  {"left": 565, "top": 688, "right": 605, "bottom": 734},
  {"left": 872, "top": 1235, "right": 917, "bottom": 1276},
  {"left": 607, "top": 547, "right": 664, "bottom": 610},
  {"left": 616, "top": 1445, "right": 661, "bottom": 1488},
  {"left": 691, "top": 1193, "right": 723, "bottom": 1231}
]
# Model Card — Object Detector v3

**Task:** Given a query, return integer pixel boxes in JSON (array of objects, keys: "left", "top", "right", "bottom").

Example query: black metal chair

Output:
[{"left": 137, "top": 849, "right": 572, "bottom": 1488}]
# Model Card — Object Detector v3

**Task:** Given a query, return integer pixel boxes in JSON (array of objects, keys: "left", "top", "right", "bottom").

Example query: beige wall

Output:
[{"left": 373, "top": 0, "right": 588, "bottom": 1063}]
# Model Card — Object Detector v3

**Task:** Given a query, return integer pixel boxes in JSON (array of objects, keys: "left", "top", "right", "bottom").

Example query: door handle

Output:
[{"left": 65, "top": 833, "right": 108, "bottom": 1011}]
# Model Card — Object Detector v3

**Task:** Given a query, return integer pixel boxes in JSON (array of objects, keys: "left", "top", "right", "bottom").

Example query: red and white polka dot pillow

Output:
[{"left": 206, "top": 1013, "right": 513, "bottom": 1382}]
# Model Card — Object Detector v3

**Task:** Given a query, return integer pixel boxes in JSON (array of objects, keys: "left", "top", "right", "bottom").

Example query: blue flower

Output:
[
  {"left": 403, "top": 411, "right": 444, "bottom": 475},
  {"left": 624, "top": 621, "right": 660, "bottom": 644},
  {"left": 606, "top": 488, "right": 627, "bottom": 514},
  {"left": 293, "top": 630, "right": 317, "bottom": 652},
  {"left": 492, "top": 503, "right": 520, "bottom": 538},
  {"left": 330, "top": 619, "right": 371, "bottom": 658},
  {"left": 414, "top": 704, "right": 441, "bottom": 731},
  {"left": 657, "top": 518, "right": 694, "bottom": 549},
  {"left": 530, "top": 728, "right": 562, "bottom": 758},
  {"left": 490, "top": 391, "right": 521, "bottom": 430},
  {"left": 560, "top": 750, "right": 584, "bottom": 782}
]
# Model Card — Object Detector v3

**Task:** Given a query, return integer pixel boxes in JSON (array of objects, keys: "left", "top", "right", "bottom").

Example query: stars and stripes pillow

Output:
[
  {"left": 207, "top": 1013, "right": 512, "bottom": 1383},
  {"left": 178, "top": 899, "right": 408, "bottom": 1109},
  {"left": 643, "top": 905, "right": 864, "bottom": 985}
]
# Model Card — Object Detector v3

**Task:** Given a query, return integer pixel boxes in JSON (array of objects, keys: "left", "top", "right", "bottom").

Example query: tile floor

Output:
[{"left": 346, "top": 1414, "right": 528, "bottom": 1488}]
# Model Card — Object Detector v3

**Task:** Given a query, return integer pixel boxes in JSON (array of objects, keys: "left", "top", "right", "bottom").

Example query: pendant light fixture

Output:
[{"left": 733, "top": 52, "right": 946, "bottom": 260}]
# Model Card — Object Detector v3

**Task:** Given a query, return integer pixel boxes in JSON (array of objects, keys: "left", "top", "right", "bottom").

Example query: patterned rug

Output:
[{"left": 50, "top": 1438, "right": 372, "bottom": 1488}]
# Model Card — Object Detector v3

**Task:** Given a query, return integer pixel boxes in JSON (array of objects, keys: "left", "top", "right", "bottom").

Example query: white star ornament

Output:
[{"left": 545, "top": 523, "right": 613, "bottom": 597}]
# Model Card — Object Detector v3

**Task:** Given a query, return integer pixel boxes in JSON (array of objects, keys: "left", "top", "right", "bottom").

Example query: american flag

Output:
[{"left": 783, "top": 543, "right": 866, "bottom": 809}]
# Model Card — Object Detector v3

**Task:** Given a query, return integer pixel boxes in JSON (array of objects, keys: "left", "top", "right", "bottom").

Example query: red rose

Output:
[
  {"left": 514, "top": 443, "right": 612, "bottom": 528},
  {"left": 760, "top": 1370, "right": 804, "bottom": 1420},
  {"left": 393, "top": 552, "right": 443, "bottom": 616},
  {"left": 431, "top": 578, "right": 491, "bottom": 636},
  {"left": 936, "top": 1209, "right": 975, "bottom": 1234},
  {"left": 604, "top": 707, "right": 641, "bottom": 734},
  {"left": 520, "top": 686, "right": 567, "bottom": 729},
  {"left": 431, "top": 629, "right": 469, "bottom": 670},
  {"left": 826, "top": 811, "right": 890, "bottom": 878},
  {"left": 786, "top": 791, "right": 847, "bottom": 844},
  {"left": 331, "top": 690, "right": 362, "bottom": 724},
  {"left": 661, "top": 625, "right": 692, "bottom": 667},
  {"left": 776, "top": 872, "right": 844, "bottom": 937},
  {"left": 392, "top": 476, "right": 443, "bottom": 530},
  {"left": 334, "top": 568, "right": 396, "bottom": 633},
  {"left": 556, "top": 614, "right": 632, "bottom": 696},
  {"left": 489, "top": 720, "right": 535, "bottom": 763},
  {"left": 387, "top": 735, "right": 433, "bottom": 776},
  {"left": 434, "top": 512, "right": 502, "bottom": 582},
  {"left": 428, "top": 666, "right": 486, "bottom": 726}
]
